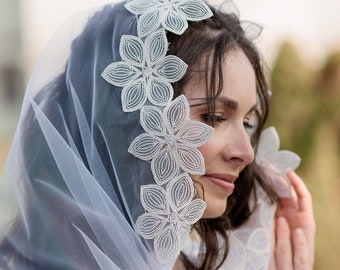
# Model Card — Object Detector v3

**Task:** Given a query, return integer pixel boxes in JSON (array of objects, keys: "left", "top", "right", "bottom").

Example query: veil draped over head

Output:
[
  {"left": 0, "top": 0, "right": 301, "bottom": 269},
  {"left": 0, "top": 1, "right": 213, "bottom": 269}
]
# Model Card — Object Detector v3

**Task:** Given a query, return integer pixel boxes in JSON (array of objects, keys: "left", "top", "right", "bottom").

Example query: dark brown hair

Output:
[{"left": 167, "top": 6, "right": 277, "bottom": 270}]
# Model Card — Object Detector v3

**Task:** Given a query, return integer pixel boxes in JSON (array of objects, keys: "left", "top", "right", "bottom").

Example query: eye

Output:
[
  {"left": 244, "top": 114, "right": 258, "bottom": 135},
  {"left": 200, "top": 113, "right": 226, "bottom": 124},
  {"left": 244, "top": 121, "right": 254, "bottom": 129}
]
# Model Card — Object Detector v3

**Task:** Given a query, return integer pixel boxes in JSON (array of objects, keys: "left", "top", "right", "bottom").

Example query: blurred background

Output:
[{"left": 0, "top": 0, "right": 339, "bottom": 268}]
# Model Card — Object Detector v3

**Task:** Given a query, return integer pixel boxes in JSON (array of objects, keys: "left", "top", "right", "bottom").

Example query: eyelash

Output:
[
  {"left": 200, "top": 113, "right": 226, "bottom": 124},
  {"left": 200, "top": 113, "right": 256, "bottom": 130}
]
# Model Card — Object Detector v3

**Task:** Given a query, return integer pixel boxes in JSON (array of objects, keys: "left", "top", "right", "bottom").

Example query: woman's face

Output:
[{"left": 185, "top": 49, "right": 257, "bottom": 218}]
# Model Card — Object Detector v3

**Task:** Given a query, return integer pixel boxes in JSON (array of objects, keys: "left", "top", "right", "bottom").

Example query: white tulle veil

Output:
[
  {"left": 0, "top": 1, "right": 213, "bottom": 269},
  {"left": 0, "top": 0, "right": 302, "bottom": 269}
]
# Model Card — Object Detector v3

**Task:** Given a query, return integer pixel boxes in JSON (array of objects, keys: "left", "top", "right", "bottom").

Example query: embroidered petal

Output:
[
  {"left": 101, "top": 62, "right": 140, "bottom": 87},
  {"left": 164, "top": 95, "right": 189, "bottom": 133},
  {"left": 120, "top": 35, "right": 145, "bottom": 67},
  {"left": 255, "top": 127, "right": 301, "bottom": 198},
  {"left": 178, "top": 0, "right": 213, "bottom": 21},
  {"left": 156, "top": 55, "right": 188, "bottom": 83},
  {"left": 151, "top": 147, "right": 179, "bottom": 185},
  {"left": 146, "top": 29, "right": 167, "bottom": 66},
  {"left": 176, "top": 120, "right": 213, "bottom": 147},
  {"left": 180, "top": 199, "right": 206, "bottom": 224},
  {"left": 140, "top": 184, "right": 169, "bottom": 214},
  {"left": 218, "top": 0, "right": 240, "bottom": 17},
  {"left": 138, "top": 9, "right": 161, "bottom": 38},
  {"left": 163, "top": 10, "right": 188, "bottom": 35},
  {"left": 121, "top": 79, "right": 147, "bottom": 112},
  {"left": 140, "top": 106, "right": 164, "bottom": 134},
  {"left": 167, "top": 174, "right": 194, "bottom": 211},
  {"left": 125, "top": 0, "right": 159, "bottom": 15},
  {"left": 135, "top": 213, "right": 168, "bottom": 239},
  {"left": 148, "top": 79, "right": 173, "bottom": 106},
  {"left": 241, "top": 21, "right": 263, "bottom": 41},
  {"left": 259, "top": 200, "right": 277, "bottom": 227},
  {"left": 154, "top": 225, "right": 180, "bottom": 264},
  {"left": 178, "top": 223, "right": 191, "bottom": 249},
  {"left": 247, "top": 255, "right": 268, "bottom": 270},
  {"left": 128, "top": 133, "right": 163, "bottom": 160},
  {"left": 270, "top": 174, "right": 292, "bottom": 198},
  {"left": 176, "top": 145, "right": 205, "bottom": 175},
  {"left": 255, "top": 126, "right": 279, "bottom": 164},
  {"left": 225, "top": 234, "right": 247, "bottom": 269},
  {"left": 271, "top": 150, "right": 301, "bottom": 174},
  {"left": 247, "top": 228, "right": 270, "bottom": 252}
]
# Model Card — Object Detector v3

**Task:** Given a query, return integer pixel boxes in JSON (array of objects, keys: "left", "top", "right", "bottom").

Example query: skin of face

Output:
[{"left": 185, "top": 48, "right": 257, "bottom": 218}]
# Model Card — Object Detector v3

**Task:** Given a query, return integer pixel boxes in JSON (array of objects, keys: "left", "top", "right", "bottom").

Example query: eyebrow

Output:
[
  {"left": 215, "top": 96, "right": 238, "bottom": 111},
  {"left": 188, "top": 96, "right": 259, "bottom": 113},
  {"left": 216, "top": 96, "right": 259, "bottom": 113}
]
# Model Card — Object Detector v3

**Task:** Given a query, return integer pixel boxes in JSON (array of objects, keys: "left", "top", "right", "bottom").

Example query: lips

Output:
[{"left": 205, "top": 174, "right": 237, "bottom": 194}]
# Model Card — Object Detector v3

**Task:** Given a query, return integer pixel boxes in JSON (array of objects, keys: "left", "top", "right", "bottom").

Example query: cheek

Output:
[{"left": 198, "top": 137, "right": 219, "bottom": 163}]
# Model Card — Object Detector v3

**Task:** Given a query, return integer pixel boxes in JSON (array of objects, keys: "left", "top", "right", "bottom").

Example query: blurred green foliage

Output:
[{"left": 269, "top": 41, "right": 340, "bottom": 270}]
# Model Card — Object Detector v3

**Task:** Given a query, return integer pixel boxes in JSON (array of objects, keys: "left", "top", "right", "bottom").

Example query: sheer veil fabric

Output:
[
  {"left": 0, "top": 0, "right": 301, "bottom": 269},
  {"left": 1, "top": 2, "right": 170, "bottom": 269},
  {"left": 0, "top": 1, "right": 212, "bottom": 269}
]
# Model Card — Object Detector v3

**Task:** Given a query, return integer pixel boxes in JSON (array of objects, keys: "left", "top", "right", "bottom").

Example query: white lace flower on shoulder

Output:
[
  {"left": 135, "top": 173, "right": 206, "bottom": 264},
  {"left": 128, "top": 95, "right": 213, "bottom": 185},
  {"left": 255, "top": 126, "right": 301, "bottom": 197},
  {"left": 101, "top": 29, "right": 187, "bottom": 112},
  {"left": 125, "top": 0, "right": 213, "bottom": 37}
]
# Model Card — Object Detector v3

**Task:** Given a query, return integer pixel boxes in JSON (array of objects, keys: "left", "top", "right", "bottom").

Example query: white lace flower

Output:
[
  {"left": 135, "top": 173, "right": 206, "bottom": 264},
  {"left": 255, "top": 126, "right": 301, "bottom": 197},
  {"left": 217, "top": 0, "right": 263, "bottom": 41},
  {"left": 128, "top": 95, "right": 213, "bottom": 185},
  {"left": 101, "top": 29, "right": 187, "bottom": 112},
  {"left": 125, "top": 0, "right": 213, "bottom": 37}
]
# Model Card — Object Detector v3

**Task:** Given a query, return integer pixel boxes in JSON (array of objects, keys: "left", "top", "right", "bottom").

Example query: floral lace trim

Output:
[
  {"left": 129, "top": 95, "right": 213, "bottom": 185},
  {"left": 101, "top": 0, "right": 213, "bottom": 264},
  {"left": 101, "top": 29, "right": 187, "bottom": 112},
  {"left": 135, "top": 173, "right": 206, "bottom": 263},
  {"left": 256, "top": 126, "right": 301, "bottom": 197},
  {"left": 125, "top": 0, "right": 213, "bottom": 37},
  {"left": 101, "top": 0, "right": 275, "bottom": 263}
]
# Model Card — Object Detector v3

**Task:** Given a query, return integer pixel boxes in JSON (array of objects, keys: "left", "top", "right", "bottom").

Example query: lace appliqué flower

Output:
[
  {"left": 129, "top": 95, "right": 213, "bottom": 185},
  {"left": 100, "top": 0, "right": 215, "bottom": 265},
  {"left": 135, "top": 173, "right": 206, "bottom": 263},
  {"left": 216, "top": 0, "right": 263, "bottom": 41},
  {"left": 125, "top": 0, "right": 213, "bottom": 37},
  {"left": 255, "top": 126, "right": 301, "bottom": 198},
  {"left": 101, "top": 29, "right": 187, "bottom": 112}
]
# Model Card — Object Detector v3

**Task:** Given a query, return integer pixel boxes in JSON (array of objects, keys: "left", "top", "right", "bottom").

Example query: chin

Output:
[{"left": 202, "top": 200, "right": 227, "bottom": 219}]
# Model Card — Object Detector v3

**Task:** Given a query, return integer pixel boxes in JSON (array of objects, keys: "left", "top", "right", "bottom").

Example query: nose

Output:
[{"left": 222, "top": 127, "right": 255, "bottom": 166}]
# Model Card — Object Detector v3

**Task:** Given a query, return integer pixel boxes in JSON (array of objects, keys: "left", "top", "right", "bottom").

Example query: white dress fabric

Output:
[{"left": 183, "top": 183, "right": 276, "bottom": 270}]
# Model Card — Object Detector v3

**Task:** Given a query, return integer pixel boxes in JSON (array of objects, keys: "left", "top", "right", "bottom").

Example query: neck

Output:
[{"left": 172, "top": 258, "right": 186, "bottom": 270}]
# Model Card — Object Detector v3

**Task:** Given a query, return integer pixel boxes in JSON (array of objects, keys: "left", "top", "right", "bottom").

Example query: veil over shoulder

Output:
[{"left": 0, "top": 2, "right": 178, "bottom": 269}]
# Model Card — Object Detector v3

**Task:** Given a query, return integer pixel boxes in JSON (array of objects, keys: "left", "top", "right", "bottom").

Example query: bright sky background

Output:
[{"left": 20, "top": 0, "right": 340, "bottom": 70}]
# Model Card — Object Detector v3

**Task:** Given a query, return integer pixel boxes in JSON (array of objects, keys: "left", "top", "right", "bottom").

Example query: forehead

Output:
[{"left": 185, "top": 49, "right": 257, "bottom": 107}]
